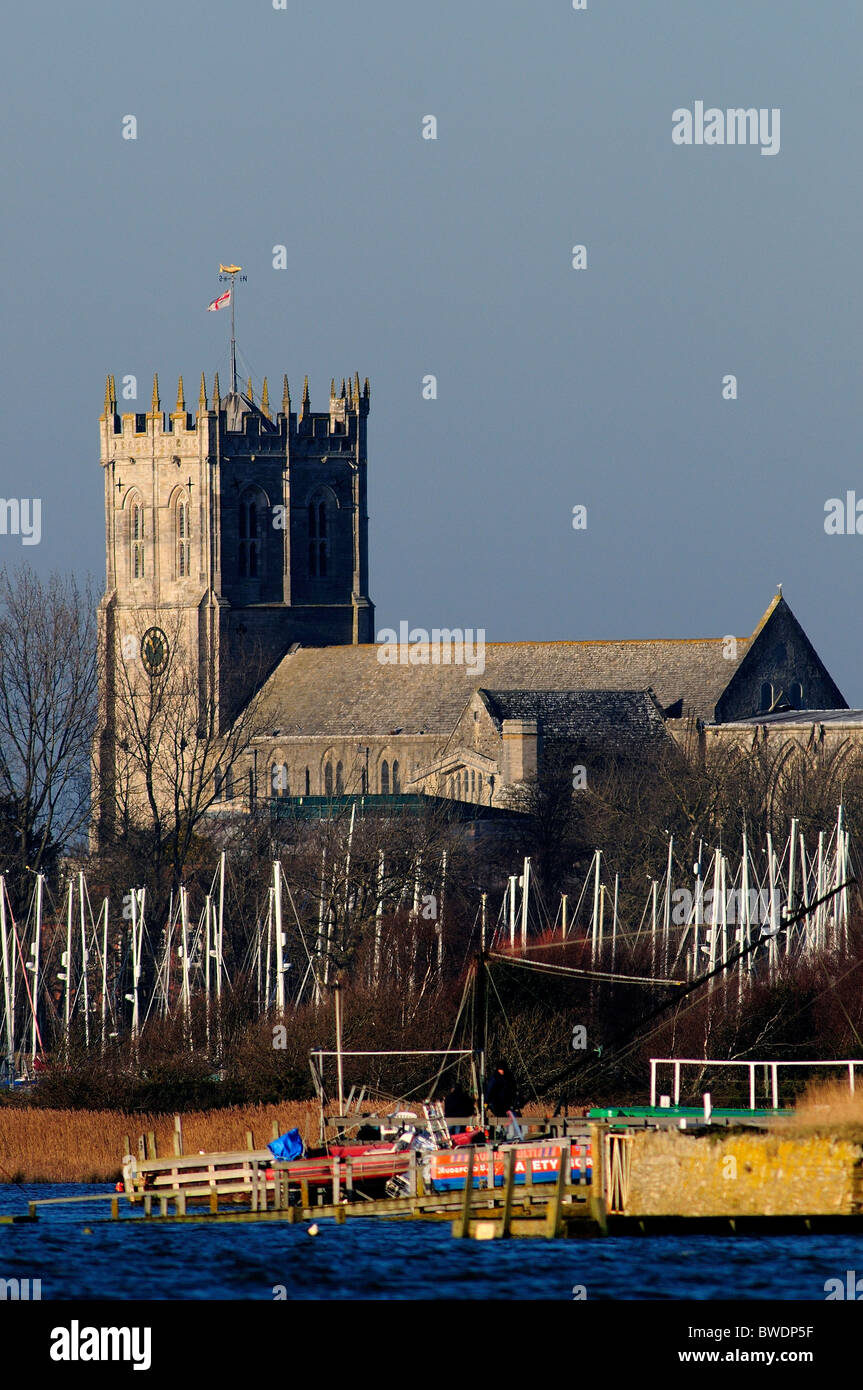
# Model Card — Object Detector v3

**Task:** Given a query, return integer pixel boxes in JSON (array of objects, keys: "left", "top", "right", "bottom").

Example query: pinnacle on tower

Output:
[
  {"left": 109, "top": 374, "right": 117, "bottom": 412},
  {"left": 340, "top": 378, "right": 346, "bottom": 399},
  {"left": 199, "top": 372, "right": 207, "bottom": 411},
  {"left": 347, "top": 377, "right": 353, "bottom": 406},
  {"left": 246, "top": 376, "right": 254, "bottom": 404},
  {"left": 330, "top": 378, "right": 336, "bottom": 399},
  {"left": 103, "top": 374, "right": 112, "bottom": 417},
  {"left": 354, "top": 371, "right": 361, "bottom": 402},
  {"left": 261, "top": 376, "right": 271, "bottom": 419},
  {"left": 150, "top": 373, "right": 160, "bottom": 414},
  {"left": 213, "top": 372, "right": 221, "bottom": 408},
  {"left": 282, "top": 374, "right": 291, "bottom": 414},
  {"left": 363, "top": 377, "right": 370, "bottom": 398},
  {"left": 175, "top": 375, "right": 185, "bottom": 412},
  {"left": 300, "top": 375, "right": 310, "bottom": 420}
]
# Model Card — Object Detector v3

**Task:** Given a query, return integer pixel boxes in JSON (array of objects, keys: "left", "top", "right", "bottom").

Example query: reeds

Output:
[
  {"left": 0, "top": 1101, "right": 322, "bottom": 1183},
  {"left": 783, "top": 1077, "right": 863, "bottom": 1141}
]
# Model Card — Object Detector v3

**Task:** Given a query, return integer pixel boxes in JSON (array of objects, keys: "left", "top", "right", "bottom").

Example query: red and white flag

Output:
[{"left": 207, "top": 289, "right": 231, "bottom": 312}]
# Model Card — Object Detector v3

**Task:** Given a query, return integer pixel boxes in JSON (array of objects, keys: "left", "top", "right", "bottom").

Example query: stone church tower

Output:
[{"left": 94, "top": 369, "right": 373, "bottom": 828}]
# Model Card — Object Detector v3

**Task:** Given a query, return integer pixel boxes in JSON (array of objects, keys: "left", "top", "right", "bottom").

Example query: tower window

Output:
[
  {"left": 324, "top": 762, "right": 333, "bottom": 798},
  {"left": 238, "top": 491, "right": 264, "bottom": 579},
  {"left": 177, "top": 497, "right": 190, "bottom": 578},
  {"left": 271, "top": 762, "right": 288, "bottom": 796},
  {"left": 304, "top": 767, "right": 310, "bottom": 796},
  {"left": 380, "top": 760, "right": 389, "bottom": 795},
  {"left": 392, "top": 760, "right": 400, "bottom": 794},
  {"left": 789, "top": 681, "right": 804, "bottom": 710},
  {"left": 760, "top": 682, "right": 774, "bottom": 713},
  {"left": 308, "top": 495, "right": 329, "bottom": 578},
  {"left": 335, "top": 761, "right": 344, "bottom": 795},
  {"left": 131, "top": 500, "right": 145, "bottom": 579}
]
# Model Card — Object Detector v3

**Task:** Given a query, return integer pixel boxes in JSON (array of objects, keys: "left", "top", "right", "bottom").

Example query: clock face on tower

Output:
[{"left": 141, "top": 627, "right": 169, "bottom": 677}]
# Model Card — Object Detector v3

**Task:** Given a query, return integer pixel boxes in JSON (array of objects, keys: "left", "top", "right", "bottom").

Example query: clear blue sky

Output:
[{"left": 3, "top": 0, "right": 862, "bottom": 700}]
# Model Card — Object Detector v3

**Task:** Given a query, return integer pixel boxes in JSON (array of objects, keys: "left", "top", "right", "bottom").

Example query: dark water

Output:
[{"left": 1, "top": 1184, "right": 862, "bottom": 1300}]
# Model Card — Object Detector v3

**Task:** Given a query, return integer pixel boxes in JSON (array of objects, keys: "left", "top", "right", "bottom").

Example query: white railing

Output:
[{"left": 649, "top": 1057, "right": 862, "bottom": 1111}]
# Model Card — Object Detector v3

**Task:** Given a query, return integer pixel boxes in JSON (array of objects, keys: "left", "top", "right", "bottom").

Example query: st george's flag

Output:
[{"left": 207, "top": 289, "right": 231, "bottom": 312}]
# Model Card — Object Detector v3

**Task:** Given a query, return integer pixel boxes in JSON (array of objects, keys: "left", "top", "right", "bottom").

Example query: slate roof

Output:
[
  {"left": 480, "top": 689, "right": 669, "bottom": 747},
  {"left": 256, "top": 636, "right": 750, "bottom": 737}
]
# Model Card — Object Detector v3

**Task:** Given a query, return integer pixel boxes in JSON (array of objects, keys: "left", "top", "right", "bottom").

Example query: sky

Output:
[{"left": 3, "top": 0, "right": 863, "bottom": 700}]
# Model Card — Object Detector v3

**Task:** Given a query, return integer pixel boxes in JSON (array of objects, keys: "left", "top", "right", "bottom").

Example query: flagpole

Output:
[{"left": 229, "top": 271, "right": 237, "bottom": 394}]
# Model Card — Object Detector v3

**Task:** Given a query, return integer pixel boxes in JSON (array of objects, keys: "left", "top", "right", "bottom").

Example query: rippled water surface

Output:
[{"left": 2, "top": 1184, "right": 862, "bottom": 1299}]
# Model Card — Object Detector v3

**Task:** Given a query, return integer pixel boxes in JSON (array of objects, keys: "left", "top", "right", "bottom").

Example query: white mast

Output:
[
  {"left": 0, "top": 877, "right": 13, "bottom": 1074},
  {"left": 591, "top": 850, "right": 601, "bottom": 968},
  {"left": 79, "top": 871, "right": 90, "bottom": 1050},
  {"left": 273, "top": 861, "right": 285, "bottom": 1013},
  {"left": 62, "top": 877, "right": 73, "bottom": 1047},
  {"left": 100, "top": 897, "right": 109, "bottom": 1056},
  {"left": 31, "top": 874, "right": 43, "bottom": 1060}
]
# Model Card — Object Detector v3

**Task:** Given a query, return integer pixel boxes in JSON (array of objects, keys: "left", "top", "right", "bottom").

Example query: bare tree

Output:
[
  {"left": 0, "top": 565, "right": 98, "bottom": 906},
  {"left": 96, "top": 606, "right": 268, "bottom": 911}
]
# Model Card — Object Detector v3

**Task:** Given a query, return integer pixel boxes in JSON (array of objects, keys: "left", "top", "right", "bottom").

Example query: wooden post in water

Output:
[
  {"left": 332, "top": 1156, "right": 341, "bottom": 1206},
  {"left": 272, "top": 1120, "right": 280, "bottom": 1140},
  {"left": 456, "top": 1146, "right": 475, "bottom": 1238},
  {"left": 173, "top": 1115, "right": 184, "bottom": 1157},
  {"left": 137, "top": 1134, "right": 146, "bottom": 1163},
  {"left": 146, "top": 1131, "right": 156, "bottom": 1160},
  {"left": 245, "top": 1129, "right": 254, "bottom": 1151},
  {"left": 500, "top": 1149, "right": 516, "bottom": 1237},
  {"left": 588, "top": 1124, "right": 608, "bottom": 1234},
  {"left": 545, "top": 1154, "right": 567, "bottom": 1238}
]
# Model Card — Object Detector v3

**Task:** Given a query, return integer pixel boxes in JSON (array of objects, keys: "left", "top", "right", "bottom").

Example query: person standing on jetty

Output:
[
  {"left": 443, "top": 1080, "right": 475, "bottom": 1134},
  {"left": 483, "top": 1062, "right": 519, "bottom": 1118}
]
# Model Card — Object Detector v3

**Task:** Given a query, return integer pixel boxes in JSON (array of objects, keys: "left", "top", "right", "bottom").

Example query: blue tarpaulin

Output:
[{"left": 268, "top": 1128, "right": 304, "bottom": 1161}]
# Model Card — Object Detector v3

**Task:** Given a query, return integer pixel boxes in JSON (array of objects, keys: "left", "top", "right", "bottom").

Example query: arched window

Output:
[
  {"left": 238, "top": 489, "right": 265, "bottom": 579},
  {"left": 271, "top": 762, "right": 288, "bottom": 797},
  {"left": 308, "top": 493, "right": 329, "bottom": 578},
  {"left": 478, "top": 773, "right": 483, "bottom": 800},
  {"left": 324, "top": 762, "right": 333, "bottom": 797},
  {"left": 335, "top": 761, "right": 344, "bottom": 795},
  {"left": 392, "top": 760, "right": 400, "bottom": 794},
  {"left": 224, "top": 766, "right": 234, "bottom": 800},
  {"left": 470, "top": 770, "right": 476, "bottom": 797},
  {"left": 380, "top": 760, "right": 390, "bottom": 795},
  {"left": 789, "top": 681, "right": 804, "bottom": 710},
  {"left": 760, "top": 682, "right": 774, "bottom": 713},
  {"left": 214, "top": 769, "right": 222, "bottom": 801},
  {"left": 304, "top": 767, "right": 310, "bottom": 796},
  {"left": 130, "top": 498, "right": 144, "bottom": 579},
  {"left": 177, "top": 496, "right": 190, "bottom": 578}
]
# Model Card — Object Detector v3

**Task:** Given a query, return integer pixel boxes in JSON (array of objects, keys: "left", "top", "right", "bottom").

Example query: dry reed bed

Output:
[
  {"left": 0, "top": 1102, "right": 322, "bottom": 1183},
  {"left": 0, "top": 1100, "right": 552, "bottom": 1183}
]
